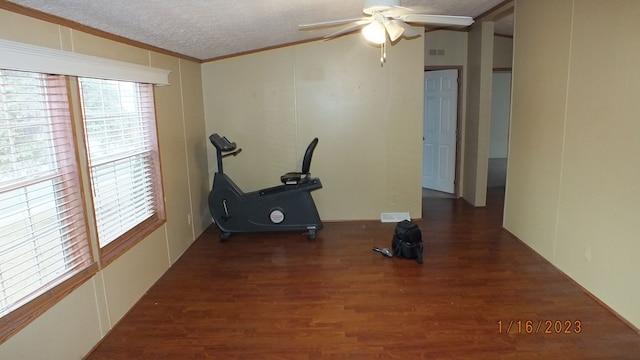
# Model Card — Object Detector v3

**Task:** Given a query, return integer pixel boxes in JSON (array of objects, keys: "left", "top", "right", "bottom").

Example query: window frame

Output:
[
  {"left": 76, "top": 78, "right": 166, "bottom": 266},
  {"left": 0, "top": 72, "right": 98, "bottom": 344}
]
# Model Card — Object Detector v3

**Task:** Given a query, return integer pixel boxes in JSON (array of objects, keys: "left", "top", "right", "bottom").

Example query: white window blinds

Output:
[
  {"left": 78, "top": 78, "right": 163, "bottom": 249},
  {"left": 0, "top": 70, "right": 93, "bottom": 317}
]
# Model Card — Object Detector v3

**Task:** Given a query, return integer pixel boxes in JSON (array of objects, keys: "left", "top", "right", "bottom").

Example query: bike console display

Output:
[{"left": 209, "top": 133, "right": 236, "bottom": 152}]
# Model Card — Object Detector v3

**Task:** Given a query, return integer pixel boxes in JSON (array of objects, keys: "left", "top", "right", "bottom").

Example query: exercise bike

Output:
[{"left": 208, "top": 133, "right": 323, "bottom": 241}]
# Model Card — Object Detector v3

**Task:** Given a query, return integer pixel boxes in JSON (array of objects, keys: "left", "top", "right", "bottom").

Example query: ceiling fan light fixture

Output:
[
  {"left": 385, "top": 19, "right": 405, "bottom": 42},
  {"left": 362, "top": 20, "right": 386, "bottom": 44}
]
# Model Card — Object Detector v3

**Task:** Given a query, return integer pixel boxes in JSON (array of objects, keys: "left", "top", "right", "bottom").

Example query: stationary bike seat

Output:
[{"left": 280, "top": 138, "right": 318, "bottom": 185}]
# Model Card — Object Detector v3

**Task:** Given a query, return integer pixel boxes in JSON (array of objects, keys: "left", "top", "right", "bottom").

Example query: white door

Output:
[{"left": 423, "top": 69, "right": 458, "bottom": 193}]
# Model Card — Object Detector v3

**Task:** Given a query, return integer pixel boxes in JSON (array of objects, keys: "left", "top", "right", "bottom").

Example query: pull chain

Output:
[{"left": 380, "top": 41, "right": 387, "bottom": 66}]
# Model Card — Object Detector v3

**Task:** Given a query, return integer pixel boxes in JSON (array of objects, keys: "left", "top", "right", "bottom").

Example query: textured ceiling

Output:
[{"left": 6, "top": 0, "right": 513, "bottom": 61}]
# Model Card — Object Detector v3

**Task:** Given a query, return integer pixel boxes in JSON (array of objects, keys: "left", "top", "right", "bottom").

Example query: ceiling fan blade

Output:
[
  {"left": 394, "top": 20, "right": 423, "bottom": 38},
  {"left": 384, "top": 20, "right": 405, "bottom": 42},
  {"left": 323, "top": 20, "right": 372, "bottom": 39},
  {"left": 381, "top": 6, "right": 412, "bottom": 17},
  {"left": 397, "top": 14, "right": 474, "bottom": 27},
  {"left": 299, "top": 18, "right": 368, "bottom": 30}
]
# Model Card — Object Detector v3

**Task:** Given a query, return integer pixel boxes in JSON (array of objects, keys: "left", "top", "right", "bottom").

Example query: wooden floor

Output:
[{"left": 87, "top": 189, "right": 640, "bottom": 359}]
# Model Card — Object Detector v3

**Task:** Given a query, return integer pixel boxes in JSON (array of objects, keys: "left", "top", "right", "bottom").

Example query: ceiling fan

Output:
[{"left": 299, "top": 0, "right": 474, "bottom": 64}]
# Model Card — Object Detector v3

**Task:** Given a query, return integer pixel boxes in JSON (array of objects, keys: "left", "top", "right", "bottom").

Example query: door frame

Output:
[{"left": 424, "top": 66, "right": 463, "bottom": 197}]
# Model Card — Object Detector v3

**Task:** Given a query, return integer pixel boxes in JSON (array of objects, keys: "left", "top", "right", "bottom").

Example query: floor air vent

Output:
[{"left": 380, "top": 212, "right": 410, "bottom": 223}]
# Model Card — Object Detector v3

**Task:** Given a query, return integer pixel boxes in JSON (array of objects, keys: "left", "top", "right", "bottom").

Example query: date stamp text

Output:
[{"left": 498, "top": 320, "right": 582, "bottom": 334}]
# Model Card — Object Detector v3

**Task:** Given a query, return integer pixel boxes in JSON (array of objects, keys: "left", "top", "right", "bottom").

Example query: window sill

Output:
[{"left": 99, "top": 215, "right": 167, "bottom": 267}]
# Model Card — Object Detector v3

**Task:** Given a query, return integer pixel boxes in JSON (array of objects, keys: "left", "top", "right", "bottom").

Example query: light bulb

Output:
[{"left": 362, "top": 21, "right": 386, "bottom": 45}]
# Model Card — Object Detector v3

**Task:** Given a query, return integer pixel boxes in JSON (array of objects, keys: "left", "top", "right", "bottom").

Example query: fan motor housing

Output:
[{"left": 364, "top": 0, "right": 401, "bottom": 15}]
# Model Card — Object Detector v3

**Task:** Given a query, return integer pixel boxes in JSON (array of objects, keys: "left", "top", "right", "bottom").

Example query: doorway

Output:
[
  {"left": 422, "top": 68, "right": 461, "bottom": 196},
  {"left": 488, "top": 71, "right": 511, "bottom": 188}
]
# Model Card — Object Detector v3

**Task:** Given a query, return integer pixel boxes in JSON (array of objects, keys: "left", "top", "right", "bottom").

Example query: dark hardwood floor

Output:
[{"left": 87, "top": 188, "right": 640, "bottom": 359}]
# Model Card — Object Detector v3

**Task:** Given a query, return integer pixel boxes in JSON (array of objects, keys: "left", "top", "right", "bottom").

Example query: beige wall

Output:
[
  {"left": 493, "top": 36, "right": 513, "bottom": 69},
  {"left": 424, "top": 30, "right": 512, "bottom": 69},
  {"left": 424, "top": 30, "right": 468, "bottom": 67},
  {"left": 463, "top": 22, "right": 495, "bottom": 206},
  {"left": 505, "top": 0, "right": 640, "bottom": 328},
  {"left": 0, "top": 8, "right": 209, "bottom": 359},
  {"left": 202, "top": 33, "right": 425, "bottom": 221}
]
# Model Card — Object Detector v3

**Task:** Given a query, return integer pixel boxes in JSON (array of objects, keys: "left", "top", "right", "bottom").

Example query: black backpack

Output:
[{"left": 391, "top": 220, "right": 423, "bottom": 264}]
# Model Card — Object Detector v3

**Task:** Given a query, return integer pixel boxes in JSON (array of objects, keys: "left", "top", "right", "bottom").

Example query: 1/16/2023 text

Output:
[{"left": 498, "top": 320, "right": 582, "bottom": 334}]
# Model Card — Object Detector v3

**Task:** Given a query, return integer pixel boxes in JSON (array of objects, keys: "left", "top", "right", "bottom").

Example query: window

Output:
[
  {"left": 78, "top": 78, "right": 165, "bottom": 264},
  {"left": 0, "top": 70, "right": 96, "bottom": 341}
]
